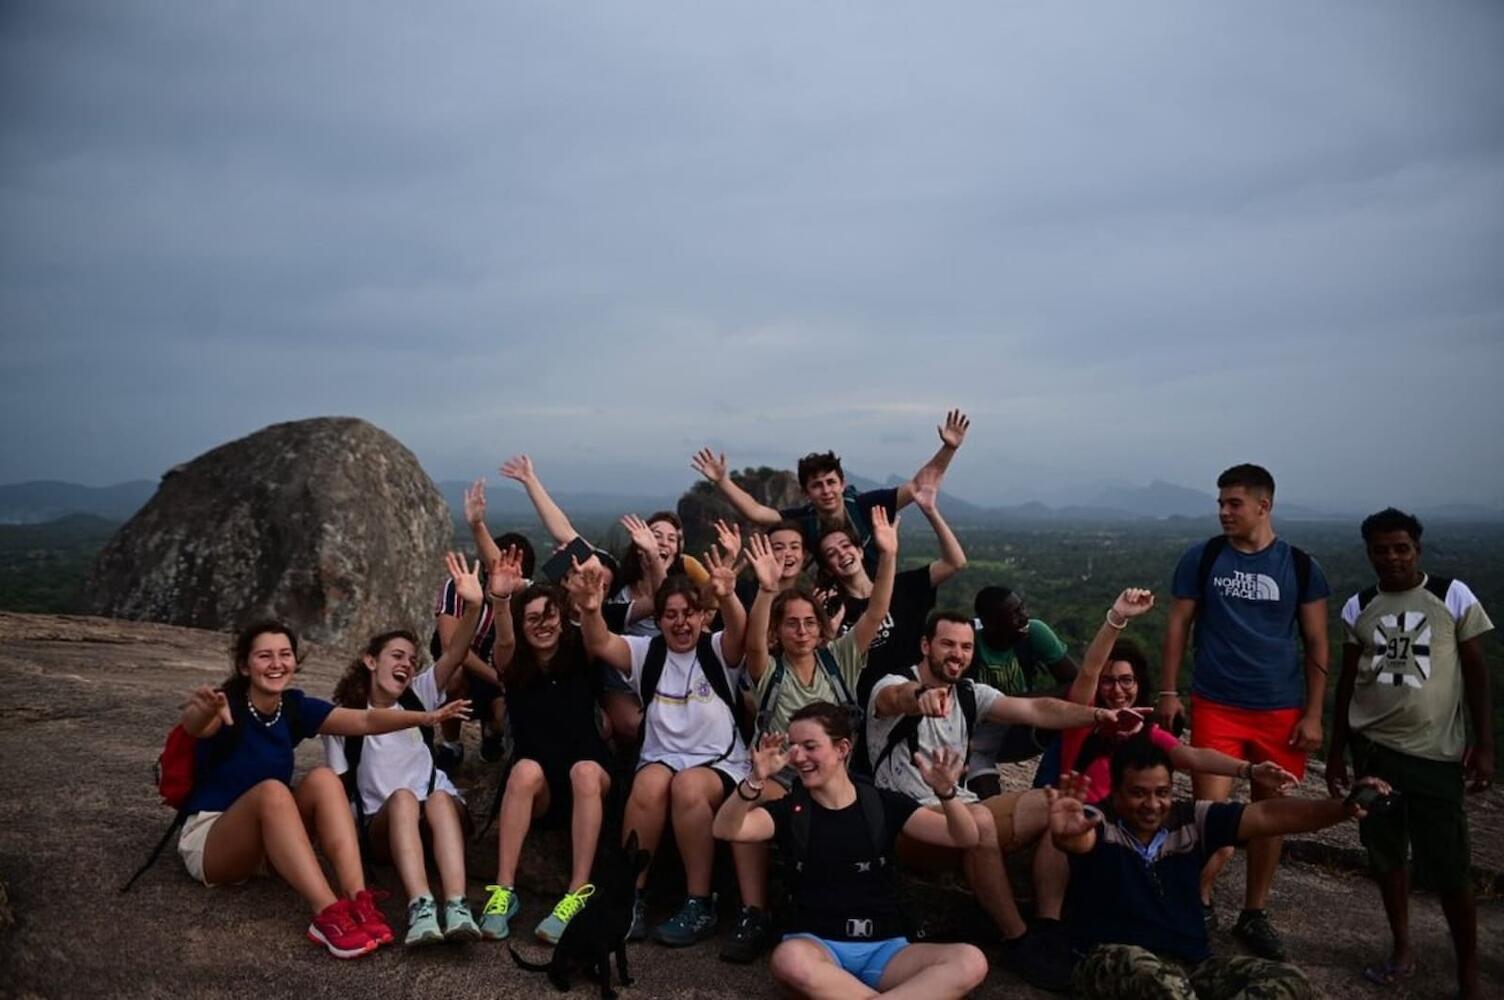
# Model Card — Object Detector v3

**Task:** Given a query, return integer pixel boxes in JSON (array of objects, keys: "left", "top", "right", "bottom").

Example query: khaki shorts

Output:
[
  {"left": 178, "top": 811, "right": 268, "bottom": 886},
  {"left": 896, "top": 790, "right": 1026, "bottom": 871}
]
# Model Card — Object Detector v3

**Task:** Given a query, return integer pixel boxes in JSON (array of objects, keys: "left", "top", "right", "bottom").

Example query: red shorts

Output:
[{"left": 1189, "top": 697, "right": 1307, "bottom": 780}]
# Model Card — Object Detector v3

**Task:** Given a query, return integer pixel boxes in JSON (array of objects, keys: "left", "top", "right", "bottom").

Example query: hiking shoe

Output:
[
  {"left": 480, "top": 724, "right": 505, "bottom": 763},
  {"left": 652, "top": 895, "right": 718, "bottom": 947},
  {"left": 404, "top": 895, "right": 444, "bottom": 947},
  {"left": 443, "top": 897, "right": 481, "bottom": 942},
  {"left": 627, "top": 892, "right": 648, "bottom": 942},
  {"left": 350, "top": 888, "right": 394, "bottom": 947},
  {"left": 436, "top": 741, "right": 464, "bottom": 776},
  {"left": 719, "top": 905, "right": 773, "bottom": 964},
  {"left": 1233, "top": 909, "right": 1286, "bottom": 961},
  {"left": 536, "top": 885, "right": 595, "bottom": 944},
  {"left": 479, "top": 884, "right": 519, "bottom": 941},
  {"left": 1202, "top": 901, "right": 1219, "bottom": 935},
  {"left": 307, "top": 899, "right": 378, "bottom": 959},
  {"left": 1000, "top": 931, "right": 1073, "bottom": 993}
]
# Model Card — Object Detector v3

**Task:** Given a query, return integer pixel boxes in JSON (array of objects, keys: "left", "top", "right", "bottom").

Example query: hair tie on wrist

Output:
[
  {"left": 1105, "top": 609, "right": 1128, "bottom": 631},
  {"left": 935, "top": 786, "right": 958, "bottom": 801}
]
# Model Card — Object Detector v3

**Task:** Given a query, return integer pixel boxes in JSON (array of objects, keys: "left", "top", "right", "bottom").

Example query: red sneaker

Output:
[
  {"left": 351, "top": 889, "right": 395, "bottom": 947},
  {"left": 307, "top": 899, "right": 378, "bottom": 959}
]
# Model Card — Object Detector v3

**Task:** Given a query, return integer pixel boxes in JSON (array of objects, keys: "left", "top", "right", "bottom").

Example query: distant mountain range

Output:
[{"left": 3, "top": 476, "right": 1502, "bottom": 527}]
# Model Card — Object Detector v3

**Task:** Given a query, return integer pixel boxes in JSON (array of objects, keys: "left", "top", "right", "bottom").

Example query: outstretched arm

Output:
[
  {"left": 912, "top": 481, "right": 966, "bottom": 587},
  {"left": 500, "top": 454, "right": 583, "bottom": 547},
  {"left": 743, "top": 533, "right": 784, "bottom": 685},
  {"left": 692, "top": 449, "right": 781, "bottom": 526},
  {"left": 1236, "top": 777, "right": 1388, "bottom": 840},
  {"left": 707, "top": 544, "right": 748, "bottom": 666},
  {"left": 321, "top": 699, "right": 472, "bottom": 737},
  {"left": 180, "top": 685, "right": 233, "bottom": 738},
  {"left": 899, "top": 747, "right": 978, "bottom": 848},
  {"left": 485, "top": 545, "right": 528, "bottom": 683},
  {"left": 713, "top": 733, "right": 785, "bottom": 842},
  {"left": 896, "top": 409, "right": 969, "bottom": 509},
  {"left": 849, "top": 506, "right": 898, "bottom": 653},
  {"left": 990, "top": 694, "right": 1117, "bottom": 731},
  {"left": 462, "top": 479, "right": 503, "bottom": 570},
  {"left": 431, "top": 553, "right": 485, "bottom": 692},
  {"left": 1067, "top": 589, "right": 1155, "bottom": 705},
  {"left": 620, "top": 513, "right": 668, "bottom": 623},
  {"left": 566, "top": 558, "right": 632, "bottom": 672}
]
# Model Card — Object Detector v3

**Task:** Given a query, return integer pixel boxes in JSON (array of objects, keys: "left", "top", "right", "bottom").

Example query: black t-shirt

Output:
[
  {"left": 827, "top": 566, "right": 936, "bottom": 709},
  {"left": 759, "top": 784, "right": 920, "bottom": 940},
  {"left": 506, "top": 634, "right": 609, "bottom": 774}
]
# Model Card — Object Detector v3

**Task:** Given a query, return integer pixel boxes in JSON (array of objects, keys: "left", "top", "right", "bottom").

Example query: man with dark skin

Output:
[
  {"left": 1327, "top": 507, "right": 1493, "bottom": 999},
  {"left": 1156, "top": 464, "right": 1330, "bottom": 959}
]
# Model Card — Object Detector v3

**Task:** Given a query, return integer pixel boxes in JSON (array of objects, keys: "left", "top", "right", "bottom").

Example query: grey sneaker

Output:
[
  {"left": 479, "top": 884, "right": 519, "bottom": 941},
  {"left": 1233, "top": 909, "right": 1286, "bottom": 961},
  {"left": 536, "top": 885, "right": 595, "bottom": 944},
  {"left": 443, "top": 897, "right": 481, "bottom": 942},
  {"left": 404, "top": 895, "right": 444, "bottom": 947},
  {"left": 652, "top": 895, "right": 718, "bottom": 947},
  {"left": 627, "top": 892, "right": 648, "bottom": 942}
]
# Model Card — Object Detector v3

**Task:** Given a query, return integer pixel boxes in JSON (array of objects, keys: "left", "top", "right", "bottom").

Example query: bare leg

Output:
[
  {"left": 496, "top": 759, "right": 550, "bottom": 887},
  {"left": 368, "top": 788, "right": 429, "bottom": 900},
  {"left": 202, "top": 779, "right": 336, "bottom": 912},
  {"left": 568, "top": 761, "right": 612, "bottom": 891},
  {"left": 1193, "top": 772, "right": 1236, "bottom": 904},
  {"left": 1005, "top": 789, "right": 1065, "bottom": 920},
  {"left": 1374, "top": 867, "right": 1413, "bottom": 968},
  {"left": 960, "top": 805, "right": 1028, "bottom": 939},
  {"left": 1439, "top": 887, "right": 1479, "bottom": 1000},
  {"left": 769, "top": 937, "right": 875, "bottom": 999},
  {"left": 669, "top": 767, "right": 728, "bottom": 897},
  {"left": 424, "top": 791, "right": 468, "bottom": 901},
  {"left": 878, "top": 942, "right": 990, "bottom": 999},
  {"left": 733, "top": 781, "right": 785, "bottom": 908},
  {"left": 1243, "top": 778, "right": 1283, "bottom": 909},
  {"left": 624, "top": 764, "right": 673, "bottom": 889},
  {"left": 603, "top": 693, "right": 643, "bottom": 752},
  {"left": 295, "top": 766, "right": 365, "bottom": 897}
]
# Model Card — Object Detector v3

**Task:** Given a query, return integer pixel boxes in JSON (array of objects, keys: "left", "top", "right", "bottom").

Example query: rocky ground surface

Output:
[{"left": 0, "top": 612, "right": 1499, "bottom": 998}]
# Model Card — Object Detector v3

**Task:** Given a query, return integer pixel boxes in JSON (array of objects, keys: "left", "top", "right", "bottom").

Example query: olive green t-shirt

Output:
[{"left": 753, "top": 631, "right": 866, "bottom": 735}]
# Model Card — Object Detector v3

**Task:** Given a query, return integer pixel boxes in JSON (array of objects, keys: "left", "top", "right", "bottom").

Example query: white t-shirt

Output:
[
  {"left": 324, "top": 668, "right": 461, "bottom": 816},
  {"left": 622, "top": 632, "right": 749, "bottom": 780},
  {"left": 866, "top": 667, "right": 1004, "bottom": 806}
]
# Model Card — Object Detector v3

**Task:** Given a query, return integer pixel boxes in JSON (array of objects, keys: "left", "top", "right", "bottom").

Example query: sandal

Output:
[{"left": 1362, "top": 960, "right": 1416, "bottom": 986}]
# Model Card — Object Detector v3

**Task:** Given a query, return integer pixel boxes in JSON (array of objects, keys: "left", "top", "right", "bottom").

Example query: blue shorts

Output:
[{"left": 784, "top": 933, "right": 909, "bottom": 990}]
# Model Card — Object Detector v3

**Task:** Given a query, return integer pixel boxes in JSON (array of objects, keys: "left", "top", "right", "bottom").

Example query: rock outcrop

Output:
[
  {"left": 677, "top": 467, "right": 804, "bottom": 553},
  {"left": 84, "top": 417, "right": 451, "bottom": 650}
]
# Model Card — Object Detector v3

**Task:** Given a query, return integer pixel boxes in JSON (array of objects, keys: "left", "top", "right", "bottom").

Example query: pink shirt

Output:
[{"left": 1060, "top": 722, "right": 1180, "bottom": 805}]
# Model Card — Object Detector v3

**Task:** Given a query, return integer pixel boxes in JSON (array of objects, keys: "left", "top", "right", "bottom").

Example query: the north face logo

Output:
[{"left": 1211, "top": 571, "right": 1281, "bottom": 602}]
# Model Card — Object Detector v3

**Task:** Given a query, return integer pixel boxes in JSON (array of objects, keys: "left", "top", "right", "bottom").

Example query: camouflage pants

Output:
[{"left": 1073, "top": 944, "right": 1320, "bottom": 1000}]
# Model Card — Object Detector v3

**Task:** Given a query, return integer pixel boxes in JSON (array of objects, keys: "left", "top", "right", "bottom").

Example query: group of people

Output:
[{"left": 159, "top": 412, "right": 1494, "bottom": 1000}]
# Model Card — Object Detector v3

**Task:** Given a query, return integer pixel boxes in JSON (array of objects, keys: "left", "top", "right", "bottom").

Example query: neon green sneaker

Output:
[
  {"left": 535, "top": 884, "right": 595, "bottom": 944},
  {"left": 479, "top": 884, "right": 519, "bottom": 941}
]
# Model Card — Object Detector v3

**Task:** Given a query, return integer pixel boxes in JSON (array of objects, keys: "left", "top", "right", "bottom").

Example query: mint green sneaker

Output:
[
  {"left": 535, "top": 884, "right": 595, "bottom": 944},
  {"left": 443, "top": 897, "right": 481, "bottom": 942},
  {"left": 479, "top": 884, "right": 519, "bottom": 941},
  {"left": 404, "top": 895, "right": 444, "bottom": 947}
]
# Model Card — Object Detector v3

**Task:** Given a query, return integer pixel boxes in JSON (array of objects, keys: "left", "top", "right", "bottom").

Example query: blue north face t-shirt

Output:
[{"left": 1171, "top": 538, "right": 1329, "bottom": 710}]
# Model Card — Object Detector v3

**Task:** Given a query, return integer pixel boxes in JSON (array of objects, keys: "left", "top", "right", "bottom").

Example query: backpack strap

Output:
[
  {"left": 397, "top": 687, "right": 437, "bottom": 795},
  {"left": 1423, "top": 575, "right": 1455, "bottom": 608},
  {"left": 854, "top": 779, "right": 887, "bottom": 862},
  {"left": 638, "top": 636, "right": 670, "bottom": 714},
  {"left": 787, "top": 780, "right": 889, "bottom": 875},
  {"left": 754, "top": 659, "right": 789, "bottom": 740},
  {"left": 1357, "top": 585, "right": 1380, "bottom": 613},
  {"left": 1194, "top": 536, "right": 1229, "bottom": 599},
  {"left": 956, "top": 680, "right": 978, "bottom": 745}
]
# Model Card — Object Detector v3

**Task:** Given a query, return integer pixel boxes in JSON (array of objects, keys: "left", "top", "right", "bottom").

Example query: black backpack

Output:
[
  {"left": 754, "top": 647, "right": 862, "bottom": 741},
  {"left": 121, "top": 695, "right": 304, "bottom": 893},
  {"left": 870, "top": 675, "right": 978, "bottom": 774},
  {"left": 1356, "top": 575, "right": 1453, "bottom": 613},
  {"left": 341, "top": 687, "right": 435, "bottom": 856},
  {"left": 784, "top": 777, "right": 888, "bottom": 875},
  {"left": 638, "top": 633, "right": 751, "bottom": 756},
  {"left": 1194, "top": 535, "right": 1314, "bottom": 610}
]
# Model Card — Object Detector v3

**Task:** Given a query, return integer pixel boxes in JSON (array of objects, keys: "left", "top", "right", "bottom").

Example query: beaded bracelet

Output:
[{"left": 1105, "top": 609, "right": 1128, "bottom": 630}]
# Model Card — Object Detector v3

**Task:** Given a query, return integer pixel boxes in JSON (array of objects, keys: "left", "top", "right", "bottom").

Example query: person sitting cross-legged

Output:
[{"left": 1051, "top": 739, "right": 1390, "bottom": 1000}]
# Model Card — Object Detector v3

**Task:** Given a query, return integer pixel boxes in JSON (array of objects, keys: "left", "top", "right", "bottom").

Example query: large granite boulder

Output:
[
  {"left": 85, "top": 417, "right": 451, "bottom": 650},
  {"left": 677, "top": 466, "right": 804, "bottom": 553}
]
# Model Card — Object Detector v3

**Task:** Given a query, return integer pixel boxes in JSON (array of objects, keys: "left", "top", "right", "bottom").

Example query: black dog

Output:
[{"left": 509, "top": 830, "right": 653, "bottom": 999}]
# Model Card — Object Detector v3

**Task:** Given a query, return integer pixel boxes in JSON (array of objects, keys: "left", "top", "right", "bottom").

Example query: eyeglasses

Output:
[{"left": 1099, "top": 676, "right": 1138, "bottom": 689}]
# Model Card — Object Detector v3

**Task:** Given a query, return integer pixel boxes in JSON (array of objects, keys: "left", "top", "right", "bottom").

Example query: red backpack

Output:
[{"left": 156, "top": 724, "right": 198, "bottom": 809}]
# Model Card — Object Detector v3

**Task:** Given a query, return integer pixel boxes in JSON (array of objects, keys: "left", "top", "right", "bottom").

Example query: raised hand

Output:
[
  {"left": 713, "top": 519, "right": 743, "bottom": 564},
  {"left": 499, "top": 454, "right": 536, "bottom": 485},
  {"left": 813, "top": 586, "right": 846, "bottom": 636},
  {"left": 446, "top": 552, "right": 484, "bottom": 605},
  {"left": 912, "top": 477, "right": 939, "bottom": 513},
  {"left": 1046, "top": 771, "right": 1100, "bottom": 840},
  {"left": 426, "top": 699, "right": 473, "bottom": 727},
  {"left": 620, "top": 514, "right": 659, "bottom": 557},
  {"left": 870, "top": 505, "right": 899, "bottom": 555},
  {"left": 565, "top": 556, "right": 606, "bottom": 614},
  {"left": 691, "top": 448, "right": 729, "bottom": 485},
  {"left": 1251, "top": 761, "right": 1299, "bottom": 796},
  {"left": 916, "top": 685, "right": 950, "bottom": 718},
  {"left": 751, "top": 731, "right": 790, "bottom": 782},
  {"left": 463, "top": 478, "right": 487, "bottom": 526},
  {"left": 488, "top": 545, "right": 526, "bottom": 601},
  {"left": 938, "top": 409, "right": 970, "bottom": 450},
  {"left": 189, "top": 685, "right": 233, "bottom": 727},
  {"left": 703, "top": 545, "right": 737, "bottom": 601},
  {"left": 746, "top": 532, "right": 783, "bottom": 592},
  {"left": 1111, "top": 588, "right": 1155, "bottom": 622},
  {"left": 914, "top": 745, "right": 965, "bottom": 798}
]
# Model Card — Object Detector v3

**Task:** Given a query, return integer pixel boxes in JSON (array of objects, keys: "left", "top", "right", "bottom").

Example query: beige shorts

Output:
[{"left": 178, "top": 811, "right": 268, "bottom": 886}]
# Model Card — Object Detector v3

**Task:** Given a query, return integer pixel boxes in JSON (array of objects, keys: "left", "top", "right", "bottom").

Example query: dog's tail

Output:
[{"left": 508, "top": 943, "right": 551, "bottom": 973}]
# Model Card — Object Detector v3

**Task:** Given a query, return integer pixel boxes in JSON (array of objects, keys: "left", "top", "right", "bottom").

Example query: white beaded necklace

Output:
[{"left": 247, "top": 694, "right": 283, "bottom": 727}]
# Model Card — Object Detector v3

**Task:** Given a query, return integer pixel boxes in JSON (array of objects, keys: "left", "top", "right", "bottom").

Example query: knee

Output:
[
  {"left": 388, "top": 787, "right": 420, "bottom": 813},
  {"left": 253, "top": 779, "right": 298, "bottom": 813},
  {"left": 668, "top": 770, "right": 707, "bottom": 805},
  {"left": 628, "top": 768, "right": 671, "bottom": 807},
  {"left": 570, "top": 761, "right": 605, "bottom": 795},
  {"left": 953, "top": 944, "right": 989, "bottom": 990},
  {"left": 424, "top": 789, "right": 456, "bottom": 817},
  {"left": 769, "top": 942, "right": 819, "bottom": 992},
  {"left": 507, "top": 759, "right": 545, "bottom": 793},
  {"left": 971, "top": 806, "right": 999, "bottom": 850},
  {"left": 303, "top": 765, "right": 342, "bottom": 792}
]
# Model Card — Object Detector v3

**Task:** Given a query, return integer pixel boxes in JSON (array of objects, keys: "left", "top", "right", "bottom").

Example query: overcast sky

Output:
[{"left": 3, "top": 1, "right": 1501, "bottom": 510}]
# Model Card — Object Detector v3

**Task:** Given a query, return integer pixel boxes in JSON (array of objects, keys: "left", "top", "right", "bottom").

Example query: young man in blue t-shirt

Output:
[
  {"left": 1051, "top": 739, "right": 1386, "bottom": 1000},
  {"left": 1156, "top": 464, "right": 1330, "bottom": 960}
]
